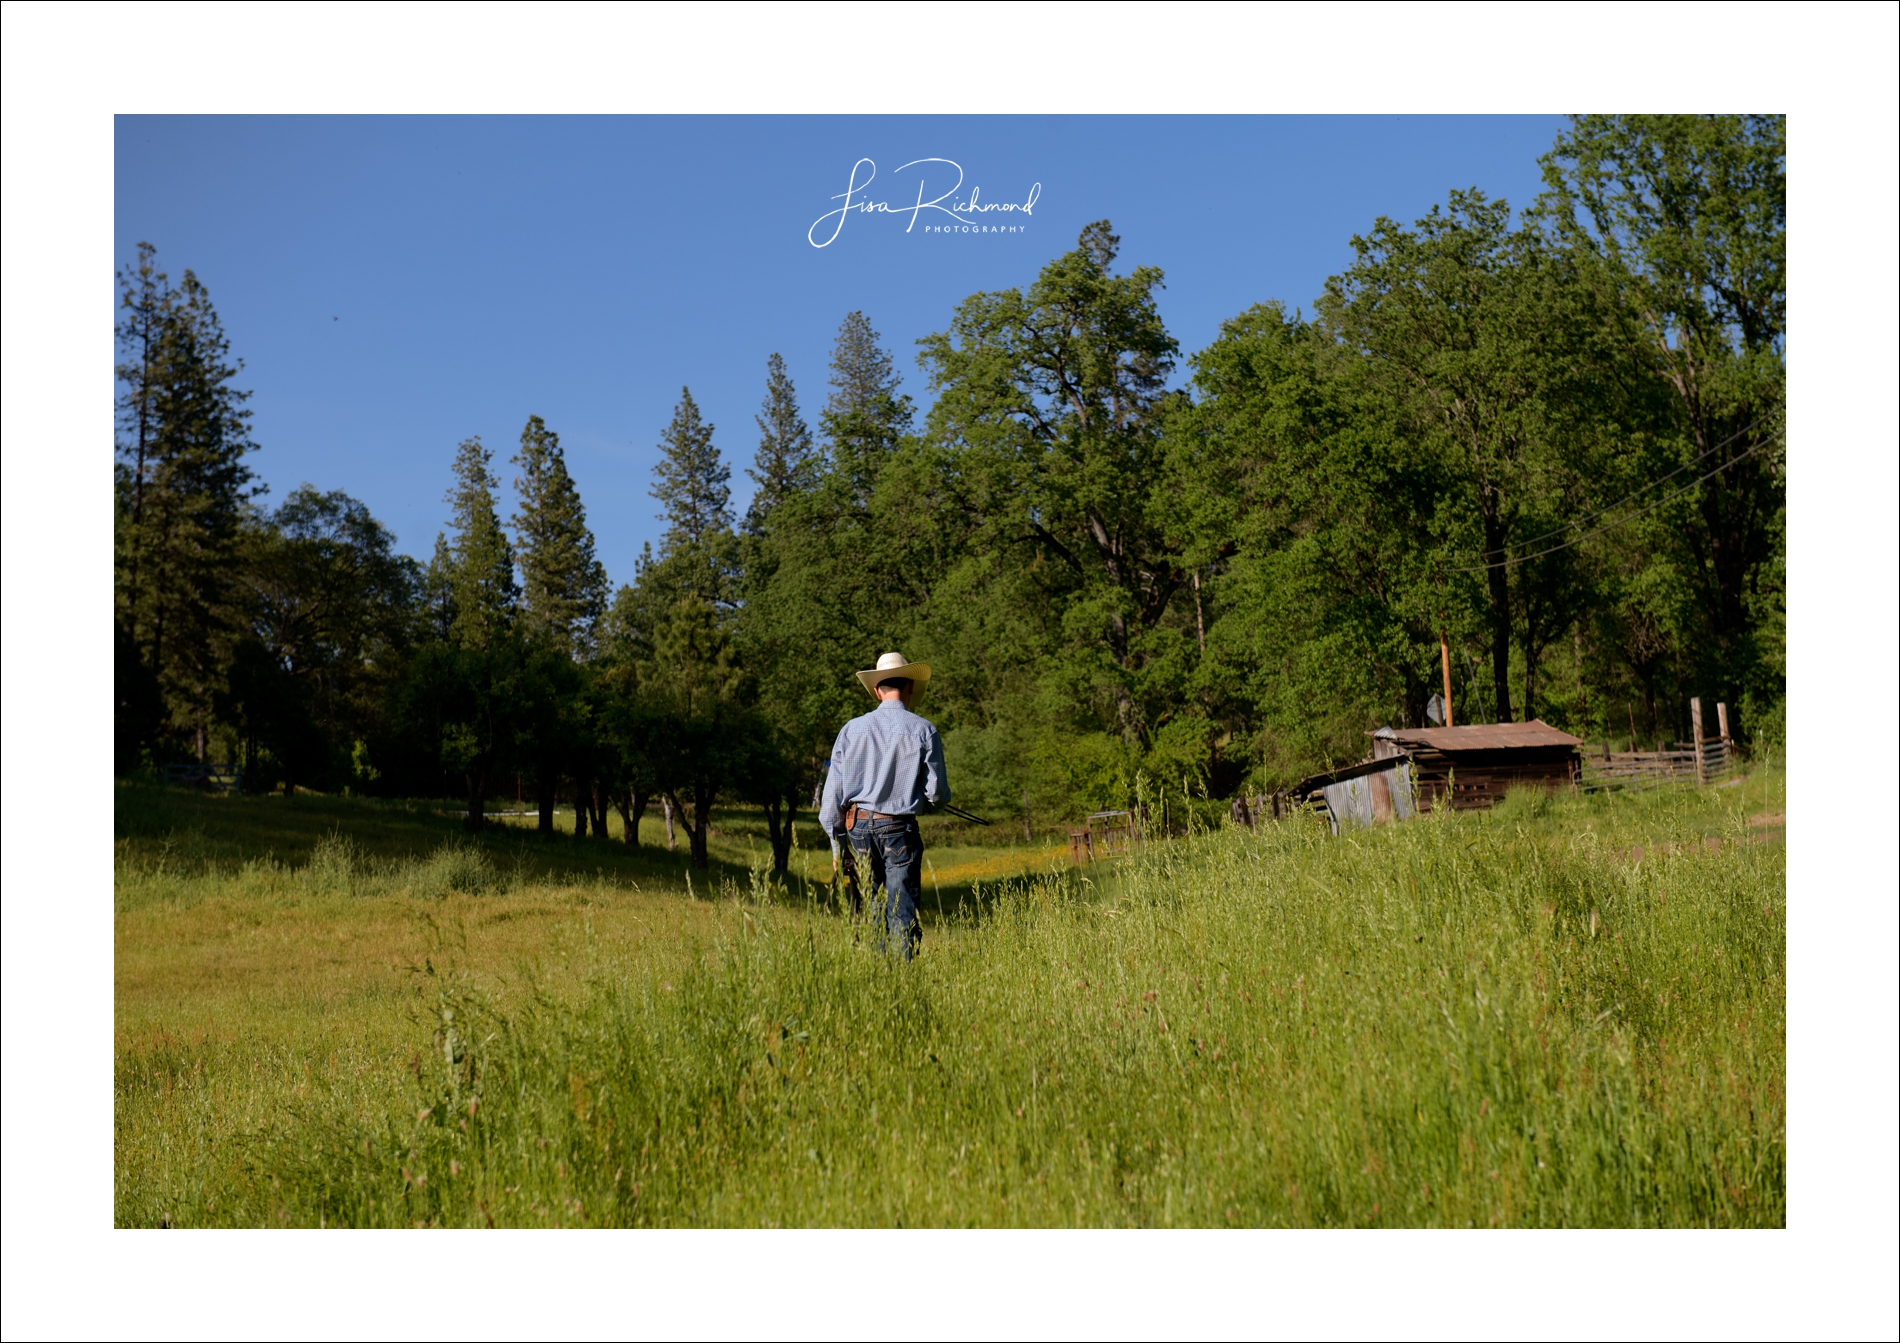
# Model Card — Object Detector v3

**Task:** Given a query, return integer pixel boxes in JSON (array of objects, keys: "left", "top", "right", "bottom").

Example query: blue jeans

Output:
[{"left": 847, "top": 813, "right": 923, "bottom": 960}]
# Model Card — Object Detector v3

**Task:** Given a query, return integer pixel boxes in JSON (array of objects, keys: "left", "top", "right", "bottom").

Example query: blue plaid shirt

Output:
[{"left": 818, "top": 700, "right": 949, "bottom": 832}]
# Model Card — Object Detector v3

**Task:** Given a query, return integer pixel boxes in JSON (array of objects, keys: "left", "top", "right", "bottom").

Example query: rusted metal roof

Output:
[
  {"left": 1371, "top": 719, "right": 1584, "bottom": 751},
  {"left": 1290, "top": 754, "right": 1413, "bottom": 797}
]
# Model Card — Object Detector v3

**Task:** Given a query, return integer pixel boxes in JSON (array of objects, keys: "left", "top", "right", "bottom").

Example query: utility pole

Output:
[
  {"left": 1439, "top": 628, "right": 1455, "bottom": 728},
  {"left": 1434, "top": 568, "right": 1455, "bottom": 729}
]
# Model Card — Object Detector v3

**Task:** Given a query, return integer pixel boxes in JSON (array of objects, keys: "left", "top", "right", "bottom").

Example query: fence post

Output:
[{"left": 1690, "top": 697, "right": 1706, "bottom": 785}]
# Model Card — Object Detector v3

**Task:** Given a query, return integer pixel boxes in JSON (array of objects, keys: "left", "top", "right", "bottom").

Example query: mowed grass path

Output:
[{"left": 115, "top": 772, "right": 1784, "bottom": 1227}]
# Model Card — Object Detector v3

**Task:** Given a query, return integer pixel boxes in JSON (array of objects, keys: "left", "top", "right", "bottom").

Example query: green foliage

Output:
[
  {"left": 1181, "top": 301, "right": 1429, "bottom": 778},
  {"left": 114, "top": 242, "right": 261, "bottom": 762},
  {"left": 420, "top": 533, "right": 458, "bottom": 642},
  {"left": 443, "top": 437, "right": 519, "bottom": 650},
  {"left": 821, "top": 310, "right": 915, "bottom": 502},
  {"left": 218, "top": 485, "right": 418, "bottom": 792},
  {"left": 919, "top": 221, "right": 1185, "bottom": 746},
  {"left": 650, "top": 387, "right": 738, "bottom": 609},
  {"left": 511, "top": 415, "right": 608, "bottom": 657},
  {"left": 397, "top": 635, "right": 538, "bottom": 829},
  {"left": 1315, "top": 189, "right": 1616, "bottom": 723},
  {"left": 1537, "top": 115, "right": 1786, "bottom": 714},
  {"left": 744, "top": 352, "right": 819, "bottom": 535}
]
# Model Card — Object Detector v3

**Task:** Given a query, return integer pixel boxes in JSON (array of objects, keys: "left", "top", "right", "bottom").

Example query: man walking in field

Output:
[{"left": 818, "top": 652, "right": 949, "bottom": 960}]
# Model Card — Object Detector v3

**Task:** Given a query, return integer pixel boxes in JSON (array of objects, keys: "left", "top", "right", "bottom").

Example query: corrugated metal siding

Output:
[{"left": 1319, "top": 760, "right": 1416, "bottom": 833}]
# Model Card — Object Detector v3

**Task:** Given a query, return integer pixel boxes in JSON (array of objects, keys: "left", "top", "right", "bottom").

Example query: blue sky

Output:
[{"left": 114, "top": 115, "right": 1566, "bottom": 587}]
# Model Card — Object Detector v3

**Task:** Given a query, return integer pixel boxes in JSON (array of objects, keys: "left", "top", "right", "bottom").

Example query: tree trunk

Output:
[
  {"left": 614, "top": 788, "right": 650, "bottom": 848},
  {"left": 1482, "top": 517, "right": 1515, "bottom": 723},
  {"left": 537, "top": 776, "right": 555, "bottom": 835},
  {"left": 766, "top": 790, "right": 797, "bottom": 879},
  {"left": 1572, "top": 626, "right": 1587, "bottom": 730},
  {"left": 590, "top": 782, "right": 607, "bottom": 836},
  {"left": 688, "top": 784, "right": 713, "bottom": 870},
  {"left": 465, "top": 768, "right": 487, "bottom": 832},
  {"left": 573, "top": 778, "right": 589, "bottom": 837},
  {"left": 662, "top": 793, "right": 678, "bottom": 851}
]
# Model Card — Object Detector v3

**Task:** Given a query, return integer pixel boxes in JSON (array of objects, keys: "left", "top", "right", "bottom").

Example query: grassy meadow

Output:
[{"left": 115, "top": 771, "right": 1785, "bottom": 1227}]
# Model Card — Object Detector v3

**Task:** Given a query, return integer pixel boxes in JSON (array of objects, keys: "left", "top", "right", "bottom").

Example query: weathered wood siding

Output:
[{"left": 1408, "top": 745, "right": 1580, "bottom": 813}]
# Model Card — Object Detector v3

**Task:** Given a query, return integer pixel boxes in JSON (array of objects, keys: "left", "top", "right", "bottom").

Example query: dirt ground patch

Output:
[{"left": 1623, "top": 809, "right": 1785, "bottom": 864}]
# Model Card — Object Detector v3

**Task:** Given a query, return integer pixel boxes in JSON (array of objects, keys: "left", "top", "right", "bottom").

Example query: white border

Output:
[{"left": 3, "top": 3, "right": 1894, "bottom": 1339}]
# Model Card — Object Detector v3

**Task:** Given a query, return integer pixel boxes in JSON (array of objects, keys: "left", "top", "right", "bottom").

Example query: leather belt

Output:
[{"left": 843, "top": 804, "right": 911, "bottom": 828}]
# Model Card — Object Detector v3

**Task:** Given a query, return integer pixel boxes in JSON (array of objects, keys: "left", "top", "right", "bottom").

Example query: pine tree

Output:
[
  {"left": 115, "top": 241, "right": 173, "bottom": 655},
  {"left": 744, "top": 353, "right": 817, "bottom": 534},
  {"left": 444, "top": 436, "right": 519, "bottom": 649},
  {"left": 422, "top": 533, "right": 459, "bottom": 641},
  {"left": 114, "top": 250, "right": 260, "bottom": 760},
  {"left": 115, "top": 243, "right": 176, "bottom": 765},
  {"left": 652, "top": 387, "right": 731, "bottom": 551},
  {"left": 511, "top": 414, "right": 608, "bottom": 657},
  {"left": 821, "top": 311, "right": 914, "bottom": 500},
  {"left": 650, "top": 387, "right": 738, "bottom": 606}
]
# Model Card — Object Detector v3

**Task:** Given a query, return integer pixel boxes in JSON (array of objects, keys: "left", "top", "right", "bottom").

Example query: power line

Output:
[
  {"left": 1453, "top": 439, "right": 1772, "bottom": 573},
  {"left": 1503, "top": 413, "right": 1779, "bottom": 554}
]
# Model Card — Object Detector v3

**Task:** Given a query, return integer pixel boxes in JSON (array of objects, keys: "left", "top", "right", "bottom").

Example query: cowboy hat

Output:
[{"left": 855, "top": 651, "right": 932, "bottom": 702}]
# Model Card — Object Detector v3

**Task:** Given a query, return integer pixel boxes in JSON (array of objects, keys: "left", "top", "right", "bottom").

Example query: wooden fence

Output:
[
  {"left": 1068, "top": 809, "right": 1142, "bottom": 864},
  {"left": 162, "top": 762, "right": 244, "bottom": 794},
  {"left": 1578, "top": 697, "right": 1737, "bottom": 792},
  {"left": 1231, "top": 791, "right": 1319, "bottom": 829}
]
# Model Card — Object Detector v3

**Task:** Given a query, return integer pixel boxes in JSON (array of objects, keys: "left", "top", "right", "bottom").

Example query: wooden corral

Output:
[
  {"left": 1580, "top": 698, "right": 1736, "bottom": 791},
  {"left": 1068, "top": 809, "right": 1142, "bottom": 864}
]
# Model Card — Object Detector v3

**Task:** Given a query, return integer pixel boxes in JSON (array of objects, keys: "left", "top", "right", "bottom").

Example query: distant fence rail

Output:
[
  {"left": 1068, "top": 809, "right": 1142, "bottom": 864},
  {"left": 1580, "top": 737, "right": 1735, "bottom": 793},
  {"left": 162, "top": 763, "right": 243, "bottom": 794}
]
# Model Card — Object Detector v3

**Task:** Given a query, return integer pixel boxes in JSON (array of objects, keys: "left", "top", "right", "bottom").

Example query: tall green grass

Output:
[
  {"left": 115, "top": 829, "right": 530, "bottom": 911},
  {"left": 213, "top": 793, "right": 1782, "bottom": 1228},
  {"left": 111, "top": 777, "right": 1038, "bottom": 916}
]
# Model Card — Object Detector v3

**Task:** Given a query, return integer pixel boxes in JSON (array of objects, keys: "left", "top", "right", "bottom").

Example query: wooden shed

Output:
[
  {"left": 1284, "top": 719, "right": 1584, "bottom": 830},
  {"left": 1371, "top": 720, "right": 1583, "bottom": 813}
]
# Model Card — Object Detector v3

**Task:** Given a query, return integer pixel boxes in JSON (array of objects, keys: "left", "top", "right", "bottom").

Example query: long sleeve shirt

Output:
[{"left": 817, "top": 700, "right": 949, "bottom": 832}]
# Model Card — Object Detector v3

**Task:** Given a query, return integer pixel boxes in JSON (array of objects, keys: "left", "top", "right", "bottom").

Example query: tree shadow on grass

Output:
[{"left": 113, "top": 781, "right": 761, "bottom": 897}]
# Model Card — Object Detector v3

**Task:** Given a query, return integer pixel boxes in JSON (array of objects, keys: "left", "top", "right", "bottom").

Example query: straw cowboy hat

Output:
[{"left": 855, "top": 651, "right": 932, "bottom": 702}]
